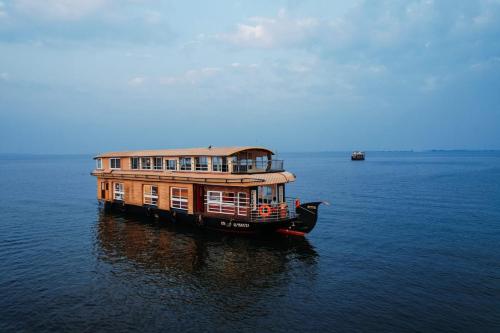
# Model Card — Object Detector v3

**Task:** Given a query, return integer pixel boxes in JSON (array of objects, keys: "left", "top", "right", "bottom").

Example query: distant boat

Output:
[{"left": 351, "top": 151, "right": 365, "bottom": 161}]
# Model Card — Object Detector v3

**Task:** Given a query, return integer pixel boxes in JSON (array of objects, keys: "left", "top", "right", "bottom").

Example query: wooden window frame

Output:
[
  {"left": 153, "top": 157, "right": 163, "bottom": 170},
  {"left": 165, "top": 159, "right": 177, "bottom": 171},
  {"left": 114, "top": 183, "right": 125, "bottom": 201},
  {"left": 143, "top": 185, "right": 158, "bottom": 206},
  {"left": 140, "top": 157, "right": 152, "bottom": 170},
  {"left": 179, "top": 157, "right": 192, "bottom": 171},
  {"left": 110, "top": 158, "right": 121, "bottom": 170},
  {"left": 195, "top": 156, "right": 209, "bottom": 171},
  {"left": 212, "top": 156, "right": 228, "bottom": 172},
  {"left": 171, "top": 187, "right": 188, "bottom": 210},
  {"left": 130, "top": 157, "right": 139, "bottom": 170}
]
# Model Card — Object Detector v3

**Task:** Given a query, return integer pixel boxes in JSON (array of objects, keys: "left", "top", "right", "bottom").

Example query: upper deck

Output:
[{"left": 93, "top": 146, "right": 284, "bottom": 175}]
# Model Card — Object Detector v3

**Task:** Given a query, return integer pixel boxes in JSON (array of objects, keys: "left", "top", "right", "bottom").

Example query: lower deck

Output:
[{"left": 96, "top": 178, "right": 295, "bottom": 222}]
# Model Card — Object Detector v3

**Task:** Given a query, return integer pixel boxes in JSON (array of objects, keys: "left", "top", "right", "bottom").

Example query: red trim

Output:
[{"left": 276, "top": 228, "right": 306, "bottom": 237}]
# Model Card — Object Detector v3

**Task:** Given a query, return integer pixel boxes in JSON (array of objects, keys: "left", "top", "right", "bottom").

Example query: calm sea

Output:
[{"left": 0, "top": 152, "right": 499, "bottom": 332}]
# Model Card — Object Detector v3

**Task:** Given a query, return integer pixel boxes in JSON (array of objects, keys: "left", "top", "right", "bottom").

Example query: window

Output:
[
  {"left": 212, "top": 156, "right": 228, "bottom": 172},
  {"left": 153, "top": 157, "right": 163, "bottom": 170},
  {"left": 110, "top": 158, "right": 121, "bottom": 169},
  {"left": 207, "top": 190, "right": 236, "bottom": 214},
  {"left": 278, "top": 185, "right": 284, "bottom": 203},
  {"left": 171, "top": 187, "right": 188, "bottom": 210},
  {"left": 96, "top": 158, "right": 103, "bottom": 170},
  {"left": 256, "top": 155, "right": 269, "bottom": 170},
  {"left": 114, "top": 183, "right": 124, "bottom": 201},
  {"left": 165, "top": 159, "right": 177, "bottom": 171},
  {"left": 143, "top": 185, "right": 158, "bottom": 206},
  {"left": 141, "top": 157, "right": 151, "bottom": 170},
  {"left": 131, "top": 157, "right": 139, "bottom": 170},
  {"left": 180, "top": 157, "right": 192, "bottom": 171},
  {"left": 195, "top": 156, "right": 208, "bottom": 171},
  {"left": 258, "top": 185, "right": 275, "bottom": 204},
  {"left": 232, "top": 156, "right": 252, "bottom": 172}
]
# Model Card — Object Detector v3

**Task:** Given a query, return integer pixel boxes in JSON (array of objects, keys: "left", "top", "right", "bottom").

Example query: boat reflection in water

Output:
[{"left": 95, "top": 211, "right": 318, "bottom": 308}]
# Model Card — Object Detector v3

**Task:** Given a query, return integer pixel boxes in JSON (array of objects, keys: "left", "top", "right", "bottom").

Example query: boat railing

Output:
[
  {"left": 231, "top": 159, "right": 284, "bottom": 174},
  {"left": 204, "top": 194, "right": 295, "bottom": 221}
]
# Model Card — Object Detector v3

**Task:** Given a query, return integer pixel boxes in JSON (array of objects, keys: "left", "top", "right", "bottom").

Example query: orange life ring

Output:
[
  {"left": 295, "top": 199, "right": 301, "bottom": 208},
  {"left": 259, "top": 204, "right": 272, "bottom": 217}
]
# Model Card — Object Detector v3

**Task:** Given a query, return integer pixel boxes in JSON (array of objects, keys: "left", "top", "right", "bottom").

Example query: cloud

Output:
[
  {"left": 216, "top": 9, "right": 319, "bottom": 48},
  {"left": 0, "top": 1, "right": 6, "bottom": 19},
  {"left": 217, "top": 1, "right": 500, "bottom": 54},
  {"left": 0, "top": 0, "right": 171, "bottom": 45},
  {"left": 14, "top": 0, "right": 108, "bottom": 20},
  {"left": 159, "top": 67, "right": 222, "bottom": 86},
  {"left": 128, "top": 76, "right": 146, "bottom": 86}
]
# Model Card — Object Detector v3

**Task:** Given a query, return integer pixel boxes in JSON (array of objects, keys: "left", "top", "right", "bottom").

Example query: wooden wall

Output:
[{"left": 97, "top": 177, "right": 194, "bottom": 214}]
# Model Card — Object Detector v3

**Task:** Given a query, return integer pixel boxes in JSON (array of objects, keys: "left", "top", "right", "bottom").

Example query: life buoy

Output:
[
  {"left": 295, "top": 199, "right": 301, "bottom": 208},
  {"left": 259, "top": 204, "right": 272, "bottom": 217}
]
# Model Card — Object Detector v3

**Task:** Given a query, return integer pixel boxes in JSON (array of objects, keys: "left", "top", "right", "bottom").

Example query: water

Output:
[{"left": 1, "top": 152, "right": 499, "bottom": 332}]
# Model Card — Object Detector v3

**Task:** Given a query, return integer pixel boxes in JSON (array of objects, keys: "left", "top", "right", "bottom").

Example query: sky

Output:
[{"left": 0, "top": 0, "right": 500, "bottom": 154}]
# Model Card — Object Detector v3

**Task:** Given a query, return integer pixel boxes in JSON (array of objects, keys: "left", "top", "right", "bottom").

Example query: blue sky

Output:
[{"left": 1, "top": 0, "right": 499, "bottom": 153}]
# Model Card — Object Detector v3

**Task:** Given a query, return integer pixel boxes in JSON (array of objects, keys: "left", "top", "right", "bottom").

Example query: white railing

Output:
[{"left": 204, "top": 194, "right": 296, "bottom": 221}]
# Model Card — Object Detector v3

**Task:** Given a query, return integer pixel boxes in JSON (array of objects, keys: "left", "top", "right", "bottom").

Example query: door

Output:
[
  {"left": 101, "top": 181, "right": 109, "bottom": 200},
  {"left": 194, "top": 184, "right": 205, "bottom": 213}
]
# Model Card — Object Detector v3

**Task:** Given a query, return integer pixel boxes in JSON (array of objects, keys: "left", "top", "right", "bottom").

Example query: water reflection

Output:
[{"left": 95, "top": 211, "right": 318, "bottom": 294}]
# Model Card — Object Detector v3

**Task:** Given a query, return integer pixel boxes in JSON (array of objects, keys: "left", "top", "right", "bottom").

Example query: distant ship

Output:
[{"left": 351, "top": 151, "right": 365, "bottom": 161}]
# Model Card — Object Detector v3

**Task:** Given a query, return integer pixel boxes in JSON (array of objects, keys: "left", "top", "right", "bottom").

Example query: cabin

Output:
[{"left": 91, "top": 147, "right": 297, "bottom": 224}]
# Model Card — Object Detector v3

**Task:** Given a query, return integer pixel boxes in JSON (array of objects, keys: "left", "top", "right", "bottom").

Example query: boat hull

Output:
[{"left": 100, "top": 201, "right": 321, "bottom": 236}]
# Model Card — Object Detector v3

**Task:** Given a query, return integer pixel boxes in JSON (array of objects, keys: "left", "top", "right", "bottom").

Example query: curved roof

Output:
[
  {"left": 95, "top": 146, "right": 274, "bottom": 159},
  {"left": 91, "top": 170, "right": 295, "bottom": 186}
]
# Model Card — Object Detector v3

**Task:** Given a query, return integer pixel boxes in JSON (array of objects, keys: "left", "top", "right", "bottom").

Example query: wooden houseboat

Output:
[{"left": 91, "top": 147, "right": 322, "bottom": 236}]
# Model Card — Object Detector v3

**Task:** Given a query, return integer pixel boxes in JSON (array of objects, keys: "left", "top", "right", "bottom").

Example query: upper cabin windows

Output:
[
  {"left": 125, "top": 155, "right": 239, "bottom": 173},
  {"left": 165, "top": 159, "right": 177, "bottom": 171},
  {"left": 131, "top": 157, "right": 139, "bottom": 170},
  {"left": 96, "top": 158, "right": 103, "bottom": 170},
  {"left": 212, "top": 156, "right": 228, "bottom": 172},
  {"left": 195, "top": 156, "right": 208, "bottom": 171},
  {"left": 153, "top": 157, "right": 163, "bottom": 170},
  {"left": 180, "top": 157, "right": 192, "bottom": 171},
  {"left": 110, "top": 158, "right": 121, "bottom": 169},
  {"left": 141, "top": 157, "right": 151, "bottom": 170}
]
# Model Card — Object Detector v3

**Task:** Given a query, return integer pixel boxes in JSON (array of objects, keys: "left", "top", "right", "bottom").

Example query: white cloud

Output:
[
  {"left": 0, "top": 1, "right": 7, "bottom": 18},
  {"left": 14, "top": 0, "right": 109, "bottom": 20},
  {"left": 216, "top": 9, "right": 319, "bottom": 48},
  {"left": 128, "top": 76, "right": 146, "bottom": 86},
  {"left": 159, "top": 67, "right": 222, "bottom": 86}
]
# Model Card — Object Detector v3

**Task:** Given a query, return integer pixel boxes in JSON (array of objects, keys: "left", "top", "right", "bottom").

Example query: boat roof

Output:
[
  {"left": 95, "top": 146, "right": 274, "bottom": 159},
  {"left": 92, "top": 170, "right": 295, "bottom": 186}
]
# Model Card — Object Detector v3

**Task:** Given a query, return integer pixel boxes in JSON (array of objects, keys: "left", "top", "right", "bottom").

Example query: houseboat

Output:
[
  {"left": 91, "top": 147, "right": 322, "bottom": 236},
  {"left": 351, "top": 151, "right": 365, "bottom": 160}
]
